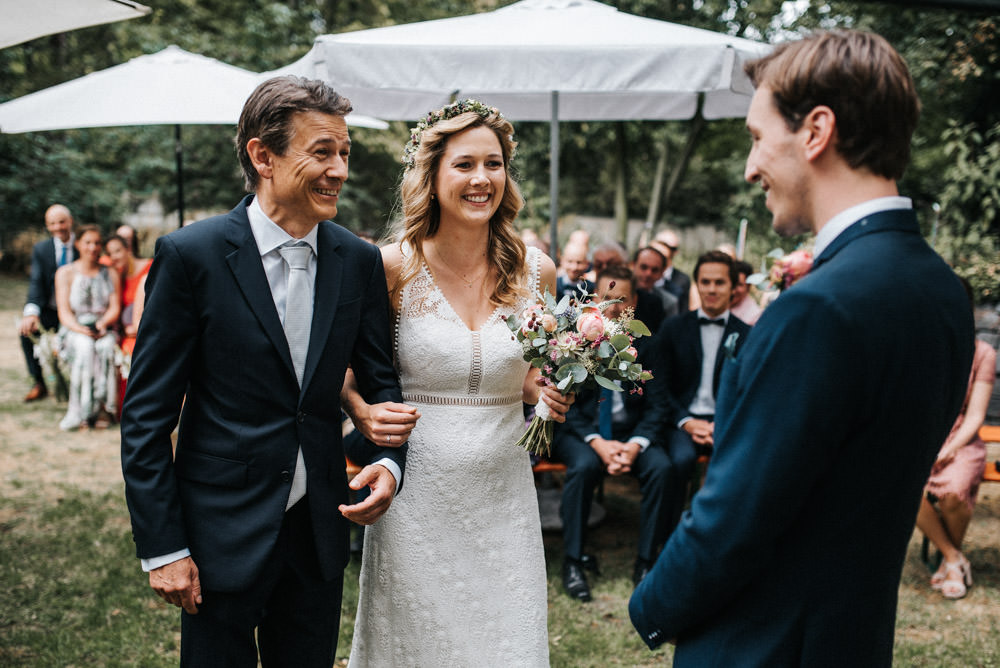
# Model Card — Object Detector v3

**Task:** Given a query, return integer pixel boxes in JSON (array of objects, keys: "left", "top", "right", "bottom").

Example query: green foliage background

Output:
[{"left": 1, "top": 0, "right": 997, "bottom": 295}]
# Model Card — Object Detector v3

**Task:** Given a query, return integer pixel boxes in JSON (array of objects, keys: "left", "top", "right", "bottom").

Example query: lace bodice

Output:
[{"left": 393, "top": 246, "right": 542, "bottom": 403}]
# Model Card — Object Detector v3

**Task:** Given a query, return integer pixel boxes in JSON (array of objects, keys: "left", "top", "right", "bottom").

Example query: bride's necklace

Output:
[{"left": 431, "top": 248, "right": 488, "bottom": 289}]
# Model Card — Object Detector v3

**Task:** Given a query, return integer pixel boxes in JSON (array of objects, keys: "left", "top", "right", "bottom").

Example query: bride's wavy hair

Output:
[{"left": 388, "top": 109, "right": 528, "bottom": 311}]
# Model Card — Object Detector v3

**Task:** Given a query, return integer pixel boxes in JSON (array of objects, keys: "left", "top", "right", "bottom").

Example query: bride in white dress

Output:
[{"left": 341, "top": 100, "right": 572, "bottom": 667}]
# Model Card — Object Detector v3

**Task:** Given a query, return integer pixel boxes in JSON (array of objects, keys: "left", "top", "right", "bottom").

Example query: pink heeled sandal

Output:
[{"left": 939, "top": 555, "right": 972, "bottom": 599}]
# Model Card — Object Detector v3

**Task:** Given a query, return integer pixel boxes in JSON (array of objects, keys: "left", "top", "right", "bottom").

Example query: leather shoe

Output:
[
  {"left": 633, "top": 557, "right": 653, "bottom": 586},
  {"left": 23, "top": 384, "right": 47, "bottom": 402},
  {"left": 562, "top": 559, "right": 592, "bottom": 602},
  {"left": 580, "top": 553, "right": 600, "bottom": 576}
]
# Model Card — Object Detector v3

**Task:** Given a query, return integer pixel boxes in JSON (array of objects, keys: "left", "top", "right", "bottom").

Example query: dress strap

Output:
[{"left": 526, "top": 246, "right": 543, "bottom": 297}]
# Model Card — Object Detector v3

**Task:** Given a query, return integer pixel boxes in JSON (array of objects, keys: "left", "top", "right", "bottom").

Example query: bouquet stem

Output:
[{"left": 517, "top": 401, "right": 556, "bottom": 457}]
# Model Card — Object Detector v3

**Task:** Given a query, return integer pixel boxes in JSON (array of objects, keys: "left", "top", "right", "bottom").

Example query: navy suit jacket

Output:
[
  {"left": 662, "top": 268, "right": 691, "bottom": 313},
  {"left": 630, "top": 209, "right": 974, "bottom": 666},
  {"left": 27, "top": 237, "right": 77, "bottom": 327},
  {"left": 653, "top": 310, "right": 750, "bottom": 427},
  {"left": 121, "top": 196, "right": 405, "bottom": 591}
]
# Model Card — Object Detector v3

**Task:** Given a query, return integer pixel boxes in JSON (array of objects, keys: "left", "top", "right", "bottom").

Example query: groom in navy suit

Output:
[
  {"left": 122, "top": 77, "right": 407, "bottom": 666},
  {"left": 630, "top": 30, "right": 974, "bottom": 666}
]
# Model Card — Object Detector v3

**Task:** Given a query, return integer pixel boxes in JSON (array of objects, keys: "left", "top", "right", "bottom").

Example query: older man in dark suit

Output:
[
  {"left": 18, "top": 204, "right": 77, "bottom": 401},
  {"left": 122, "top": 77, "right": 410, "bottom": 667},
  {"left": 630, "top": 30, "right": 974, "bottom": 666}
]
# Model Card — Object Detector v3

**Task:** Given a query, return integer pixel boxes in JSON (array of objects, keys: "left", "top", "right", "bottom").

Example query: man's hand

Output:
[
  {"left": 683, "top": 418, "right": 715, "bottom": 446},
  {"left": 149, "top": 556, "right": 202, "bottom": 614},
  {"left": 18, "top": 315, "right": 40, "bottom": 338},
  {"left": 590, "top": 437, "right": 629, "bottom": 475},
  {"left": 340, "top": 464, "right": 397, "bottom": 525},
  {"left": 611, "top": 441, "right": 641, "bottom": 474},
  {"left": 353, "top": 401, "right": 419, "bottom": 447}
]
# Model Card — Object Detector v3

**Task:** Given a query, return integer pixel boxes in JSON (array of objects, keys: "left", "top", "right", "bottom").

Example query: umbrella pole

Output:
[
  {"left": 548, "top": 91, "right": 559, "bottom": 262},
  {"left": 175, "top": 124, "right": 185, "bottom": 228}
]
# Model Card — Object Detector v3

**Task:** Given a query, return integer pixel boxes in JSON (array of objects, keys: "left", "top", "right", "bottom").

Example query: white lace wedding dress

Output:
[{"left": 348, "top": 246, "right": 549, "bottom": 667}]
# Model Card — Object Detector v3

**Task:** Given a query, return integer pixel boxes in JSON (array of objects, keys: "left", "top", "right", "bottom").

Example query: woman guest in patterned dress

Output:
[
  {"left": 54, "top": 225, "right": 121, "bottom": 430},
  {"left": 916, "top": 278, "right": 996, "bottom": 599}
]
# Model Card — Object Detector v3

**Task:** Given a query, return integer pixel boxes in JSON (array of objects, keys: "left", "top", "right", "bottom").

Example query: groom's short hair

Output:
[
  {"left": 236, "top": 76, "right": 353, "bottom": 192},
  {"left": 744, "top": 30, "right": 920, "bottom": 182}
]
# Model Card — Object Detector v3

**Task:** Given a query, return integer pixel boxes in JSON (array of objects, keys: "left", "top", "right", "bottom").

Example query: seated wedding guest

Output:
[
  {"left": 104, "top": 234, "right": 152, "bottom": 356},
  {"left": 18, "top": 204, "right": 78, "bottom": 402},
  {"left": 54, "top": 225, "right": 121, "bottom": 430},
  {"left": 521, "top": 228, "right": 550, "bottom": 256},
  {"left": 916, "top": 278, "right": 995, "bottom": 599},
  {"left": 651, "top": 229, "right": 691, "bottom": 312},
  {"left": 551, "top": 265, "right": 672, "bottom": 601},
  {"left": 116, "top": 223, "right": 142, "bottom": 257},
  {"left": 556, "top": 240, "right": 592, "bottom": 298},
  {"left": 632, "top": 245, "right": 678, "bottom": 330},
  {"left": 729, "top": 259, "right": 762, "bottom": 325},
  {"left": 653, "top": 250, "right": 750, "bottom": 530},
  {"left": 589, "top": 241, "right": 627, "bottom": 279}
]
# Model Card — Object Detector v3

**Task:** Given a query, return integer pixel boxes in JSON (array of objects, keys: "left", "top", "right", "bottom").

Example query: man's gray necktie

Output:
[{"left": 278, "top": 241, "right": 313, "bottom": 509}]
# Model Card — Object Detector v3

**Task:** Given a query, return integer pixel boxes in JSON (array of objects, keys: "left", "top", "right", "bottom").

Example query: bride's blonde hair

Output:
[{"left": 388, "top": 104, "right": 528, "bottom": 310}]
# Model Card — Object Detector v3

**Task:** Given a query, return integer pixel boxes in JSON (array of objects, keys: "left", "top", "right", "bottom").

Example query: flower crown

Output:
[{"left": 401, "top": 99, "right": 502, "bottom": 170}]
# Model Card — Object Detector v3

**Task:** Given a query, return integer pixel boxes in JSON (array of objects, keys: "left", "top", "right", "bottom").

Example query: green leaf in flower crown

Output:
[
  {"left": 609, "top": 334, "right": 632, "bottom": 351},
  {"left": 627, "top": 319, "right": 652, "bottom": 337},
  {"left": 594, "top": 375, "right": 623, "bottom": 391}
]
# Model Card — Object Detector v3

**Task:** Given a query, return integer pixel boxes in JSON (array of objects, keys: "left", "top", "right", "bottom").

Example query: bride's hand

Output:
[
  {"left": 538, "top": 385, "right": 575, "bottom": 423},
  {"left": 352, "top": 401, "right": 420, "bottom": 446}
]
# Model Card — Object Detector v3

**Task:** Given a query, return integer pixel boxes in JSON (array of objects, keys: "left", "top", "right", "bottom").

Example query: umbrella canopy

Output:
[
  {"left": 282, "top": 0, "right": 770, "bottom": 122},
  {"left": 0, "top": 45, "right": 388, "bottom": 131},
  {"left": 0, "top": 45, "right": 388, "bottom": 226},
  {"left": 279, "top": 0, "right": 770, "bottom": 253},
  {"left": 0, "top": 0, "right": 151, "bottom": 49}
]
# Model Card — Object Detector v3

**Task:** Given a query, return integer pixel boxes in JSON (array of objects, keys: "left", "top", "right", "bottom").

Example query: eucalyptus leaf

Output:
[
  {"left": 594, "top": 375, "right": 623, "bottom": 391},
  {"left": 610, "top": 334, "right": 632, "bottom": 351},
  {"left": 627, "top": 319, "right": 652, "bottom": 337}
]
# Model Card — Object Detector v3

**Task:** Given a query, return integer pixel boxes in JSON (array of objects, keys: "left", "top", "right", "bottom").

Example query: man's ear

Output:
[
  {"left": 246, "top": 138, "right": 273, "bottom": 180},
  {"left": 802, "top": 105, "right": 836, "bottom": 163}
]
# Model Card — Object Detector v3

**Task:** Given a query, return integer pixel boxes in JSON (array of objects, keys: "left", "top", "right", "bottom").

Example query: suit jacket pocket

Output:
[{"left": 174, "top": 449, "right": 248, "bottom": 488}]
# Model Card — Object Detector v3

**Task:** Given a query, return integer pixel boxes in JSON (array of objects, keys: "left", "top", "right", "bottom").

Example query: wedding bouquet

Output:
[
  {"left": 30, "top": 326, "right": 69, "bottom": 401},
  {"left": 506, "top": 286, "right": 653, "bottom": 456}
]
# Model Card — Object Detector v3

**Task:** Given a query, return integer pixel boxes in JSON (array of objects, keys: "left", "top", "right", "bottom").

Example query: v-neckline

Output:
[{"left": 420, "top": 262, "right": 501, "bottom": 333}]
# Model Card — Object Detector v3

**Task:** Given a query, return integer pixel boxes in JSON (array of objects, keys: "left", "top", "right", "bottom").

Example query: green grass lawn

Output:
[{"left": 2, "top": 273, "right": 999, "bottom": 666}]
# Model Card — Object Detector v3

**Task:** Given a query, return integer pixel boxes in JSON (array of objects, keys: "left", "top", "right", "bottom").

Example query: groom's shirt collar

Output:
[{"left": 813, "top": 196, "right": 911, "bottom": 258}]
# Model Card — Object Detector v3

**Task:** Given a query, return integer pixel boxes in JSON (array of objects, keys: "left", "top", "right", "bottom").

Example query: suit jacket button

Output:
[
  {"left": 296, "top": 411, "right": 305, "bottom": 423},
  {"left": 280, "top": 470, "right": 291, "bottom": 483}
]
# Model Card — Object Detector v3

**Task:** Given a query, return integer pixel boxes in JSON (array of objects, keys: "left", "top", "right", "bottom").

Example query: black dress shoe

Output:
[
  {"left": 633, "top": 557, "right": 653, "bottom": 586},
  {"left": 580, "top": 553, "right": 600, "bottom": 576},
  {"left": 562, "top": 559, "right": 592, "bottom": 602}
]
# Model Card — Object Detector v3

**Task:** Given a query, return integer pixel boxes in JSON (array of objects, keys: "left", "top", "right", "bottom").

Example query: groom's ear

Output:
[{"left": 246, "top": 138, "right": 274, "bottom": 180}]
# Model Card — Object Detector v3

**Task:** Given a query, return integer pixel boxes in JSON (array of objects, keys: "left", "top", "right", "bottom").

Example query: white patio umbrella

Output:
[
  {"left": 0, "top": 45, "right": 388, "bottom": 225},
  {"left": 0, "top": 0, "right": 152, "bottom": 49},
  {"left": 280, "top": 0, "right": 770, "bottom": 252}
]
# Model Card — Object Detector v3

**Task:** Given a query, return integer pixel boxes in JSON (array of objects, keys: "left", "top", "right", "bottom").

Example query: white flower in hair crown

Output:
[{"left": 401, "top": 99, "right": 503, "bottom": 170}]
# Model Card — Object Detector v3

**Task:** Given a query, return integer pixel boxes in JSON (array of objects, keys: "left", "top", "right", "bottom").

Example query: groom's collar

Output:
[{"left": 813, "top": 196, "right": 911, "bottom": 258}]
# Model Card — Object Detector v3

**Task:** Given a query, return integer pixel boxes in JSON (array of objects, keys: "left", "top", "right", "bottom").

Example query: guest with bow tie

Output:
[{"left": 651, "top": 250, "right": 750, "bottom": 532}]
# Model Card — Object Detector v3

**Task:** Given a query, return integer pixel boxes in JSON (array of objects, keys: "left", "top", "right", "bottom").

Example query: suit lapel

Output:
[
  {"left": 223, "top": 201, "right": 297, "bottom": 384},
  {"left": 300, "top": 222, "right": 343, "bottom": 394}
]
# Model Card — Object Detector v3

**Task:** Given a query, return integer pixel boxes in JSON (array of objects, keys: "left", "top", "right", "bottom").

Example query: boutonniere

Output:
[{"left": 723, "top": 332, "right": 740, "bottom": 361}]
